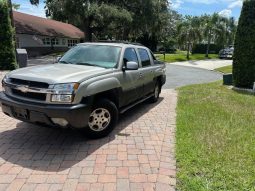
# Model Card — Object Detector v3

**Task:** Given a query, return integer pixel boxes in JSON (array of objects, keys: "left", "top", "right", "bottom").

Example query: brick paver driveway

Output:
[{"left": 0, "top": 72, "right": 177, "bottom": 191}]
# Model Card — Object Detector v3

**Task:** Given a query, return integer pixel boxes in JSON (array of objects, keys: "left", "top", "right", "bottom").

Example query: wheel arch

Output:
[{"left": 81, "top": 88, "right": 121, "bottom": 109}]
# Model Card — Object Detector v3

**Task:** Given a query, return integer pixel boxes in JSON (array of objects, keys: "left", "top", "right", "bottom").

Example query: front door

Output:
[{"left": 118, "top": 48, "right": 143, "bottom": 106}]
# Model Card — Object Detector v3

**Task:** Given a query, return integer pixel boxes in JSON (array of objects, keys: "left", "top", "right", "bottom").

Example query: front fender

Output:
[
  {"left": 86, "top": 78, "right": 121, "bottom": 95},
  {"left": 74, "top": 77, "right": 121, "bottom": 103}
]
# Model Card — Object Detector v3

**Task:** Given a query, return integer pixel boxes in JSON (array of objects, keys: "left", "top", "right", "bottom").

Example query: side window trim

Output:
[
  {"left": 123, "top": 47, "right": 140, "bottom": 68},
  {"left": 134, "top": 48, "right": 142, "bottom": 68},
  {"left": 138, "top": 48, "right": 152, "bottom": 68},
  {"left": 150, "top": 51, "right": 157, "bottom": 62}
]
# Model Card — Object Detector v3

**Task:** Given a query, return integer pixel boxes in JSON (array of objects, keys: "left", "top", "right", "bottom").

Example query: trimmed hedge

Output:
[
  {"left": 0, "top": 0, "right": 17, "bottom": 70},
  {"left": 233, "top": 0, "right": 255, "bottom": 88},
  {"left": 192, "top": 44, "right": 222, "bottom": 54}
]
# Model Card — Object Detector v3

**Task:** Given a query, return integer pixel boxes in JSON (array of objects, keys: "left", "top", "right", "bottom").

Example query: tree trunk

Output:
[
  {"left": 206, "top": 31, "right": 211, "bottom": 58},
  {"left": 123, "top": 28, "right": 130, "bottom": 41},
  {"left": 8, "top": 0, "right": 14, "bottom": 27},
  {"left": 186, "top": 41, "right": 190, "bottom": 60},
  {"left": 83, "top": 19, "right": 92, "bottom": 42}
]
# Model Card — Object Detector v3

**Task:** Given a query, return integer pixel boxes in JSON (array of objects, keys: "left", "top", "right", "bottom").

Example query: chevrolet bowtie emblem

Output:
[{"left": 17, "top": 86, "right": 29, "bottom": 93}]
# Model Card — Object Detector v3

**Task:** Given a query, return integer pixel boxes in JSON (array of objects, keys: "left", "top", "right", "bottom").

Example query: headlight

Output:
[
  {"left": 2, "top": 75, "right": 9, "bottom": 83},
  {"left": 2, "top": 75, "right": 9, "bottom": 92},
  {"left": 49, "top": 83, "right": 79, "bottom": 103}
]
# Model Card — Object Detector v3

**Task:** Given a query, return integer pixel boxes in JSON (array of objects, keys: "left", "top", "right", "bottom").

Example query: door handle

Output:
[{"left": 139, "top": 72, "right": 143, "bottom": 78}]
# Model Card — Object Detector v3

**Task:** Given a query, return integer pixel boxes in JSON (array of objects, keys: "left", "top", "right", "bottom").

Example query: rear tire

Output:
[
  {"left": 85, "top": 99, "right": 118, "bottom": 139},
  {"left": 149, "top": 81, "right": 161, "bottom": 103}
]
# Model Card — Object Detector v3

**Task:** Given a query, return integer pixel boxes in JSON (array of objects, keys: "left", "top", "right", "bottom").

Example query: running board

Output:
[{"left": 120, "top": 94, "right": 153, "bottom": 114}]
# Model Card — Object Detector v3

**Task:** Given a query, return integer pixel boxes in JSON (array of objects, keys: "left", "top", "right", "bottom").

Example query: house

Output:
[{"left": 13, "top": 11, "right": 84, "bottom": 57}]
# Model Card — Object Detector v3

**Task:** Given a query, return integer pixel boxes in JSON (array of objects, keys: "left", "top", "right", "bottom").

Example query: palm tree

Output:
[
  {"left": 177, "top": 16, "right": 201, "bottom": 59},
  {"left": 213, "top": 17, "right": 237, "bottom": 50},
  {"left": 202, "top": 13, "right": 223, "bottom": 58},
  {"left": 225, "top": 17, "right": 237, "bottom": 46}
]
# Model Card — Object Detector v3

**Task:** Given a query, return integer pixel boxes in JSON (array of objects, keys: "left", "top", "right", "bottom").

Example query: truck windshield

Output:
[{"left": 59, "top": 45, "right": 121, "bottom": 68}]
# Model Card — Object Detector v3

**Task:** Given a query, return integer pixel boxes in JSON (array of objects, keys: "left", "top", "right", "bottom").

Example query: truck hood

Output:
[{"left": 7, "top": 64, "right": 113, "bottom": 84}]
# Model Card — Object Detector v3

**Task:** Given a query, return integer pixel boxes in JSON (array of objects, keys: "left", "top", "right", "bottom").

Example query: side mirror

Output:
[
  {"left": 56, "top": 56, "right": 62, "bottom": 63},
  {"left": 123, "top": 61, "right": 139, "bottom": 71}
]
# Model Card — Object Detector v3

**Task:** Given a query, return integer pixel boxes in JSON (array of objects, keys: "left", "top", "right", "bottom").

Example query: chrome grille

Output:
[
  {"left": 10, "top": 78, "right": 49, "bottom": 89},
  {"left": 4, "top": 78, "right": 50, "bottom": 102},
  {"left": 12, "top": 89, "right": 47, "bottom": 101}
]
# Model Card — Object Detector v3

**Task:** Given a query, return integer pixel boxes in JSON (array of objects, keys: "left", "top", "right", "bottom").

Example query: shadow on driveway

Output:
[{"left": 0, "top": 98, "right": 163, "bottom": 172}]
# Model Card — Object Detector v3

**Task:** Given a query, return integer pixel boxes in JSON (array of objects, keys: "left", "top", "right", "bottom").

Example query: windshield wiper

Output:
[
  {"left": 59, "top": 60, "right": 73, "bottom": 64},
  {"left": 75, "top": 62, "right": 106, "bottom": 68},
  {"left": 75, "top": 62, "right": 95, "bottom": 66}
]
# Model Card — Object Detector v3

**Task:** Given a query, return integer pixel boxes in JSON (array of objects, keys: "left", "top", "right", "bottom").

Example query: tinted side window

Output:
[
  {"left": 123, "top": 48, "right": 139, "bottom": 64},
  {"left": 138, "top": 49, "right": 151, "bottom": 67}
]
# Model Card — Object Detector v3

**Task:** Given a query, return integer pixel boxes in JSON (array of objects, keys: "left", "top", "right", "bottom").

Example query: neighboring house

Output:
[{"left": 13, "top": 11, "right": 84, "bottom": 57}]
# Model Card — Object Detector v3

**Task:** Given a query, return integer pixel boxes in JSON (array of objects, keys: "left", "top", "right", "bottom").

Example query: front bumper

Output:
[
  {"left": 162, "top": 75, "right": 166, "bottom": 85},
  {"left": 219, "top": 54, "right": 233, "bottom": 59},
  {"left": 0, "top": 92, "right": 91, "bottom": 128}
]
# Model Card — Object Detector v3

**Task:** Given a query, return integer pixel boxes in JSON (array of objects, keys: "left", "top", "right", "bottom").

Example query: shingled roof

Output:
[{"left": 13, "top": 11, "right": 84, "bottom": 39}]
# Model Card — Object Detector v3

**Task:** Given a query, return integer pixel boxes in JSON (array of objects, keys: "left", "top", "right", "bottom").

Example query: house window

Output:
[
  {"left": 62, "top": 39, "right": 66, "bottom": 45},
  {"left": 51, "top": 38, "right": 59, "bottom": 45},
  {"left": 68, "top": 39, "right": 78, "bottom": 47},
  {"left": 42, "top": 38, "right": 51, "bottom": 45}
]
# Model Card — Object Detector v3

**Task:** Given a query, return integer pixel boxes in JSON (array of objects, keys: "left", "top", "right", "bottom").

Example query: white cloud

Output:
[
  {"left": 218, "top": 0, "right": 242, "bottom": 18},
  {"left": 180, "top": 0, "right": 243, "bottom": 18},
  {"left": 13, "top": 0, "right": 46, "bottom": 18},
  {"left": 19, "top": 7, "right": 46, "bottom": 18},
  {"left": 228, "top": 0, "right": 242, "bottom": 9},
  {"left": 181, "top": 0, "right": 243, "bottom": 7},
  {"left": 169, "top": 0, "right": 184, "bottom": 9},
  {"left": 184, "top": 0, "right": 217, "bottom": 4},
  {"left": 219, "top": 9, "right": 232, "bottom": 17}
]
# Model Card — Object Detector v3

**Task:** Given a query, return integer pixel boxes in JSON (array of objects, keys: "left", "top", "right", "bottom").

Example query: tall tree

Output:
[
  {"left": 30, "top": 0, "right": 171, "bottom": 47},
  {"left": 125, "top": 0, "right": 169, "bottom": 49},
  {"left": 32, "top": 0, "right": 132, "bottom": 42},
  {"left": 233, "top": 0, "right": 255, "bottom": 88},
  {"left": 202, "top": 13, "right": 222, "bottom": 57},
  {"left": 177, "top": 16, "right": 202, "bottom": 59},
  {"left": 0, "top": 0, "right": 17, "bottom": 70},
  {"left": 225, "top": 17, "right": 237, "bottom": 46}
]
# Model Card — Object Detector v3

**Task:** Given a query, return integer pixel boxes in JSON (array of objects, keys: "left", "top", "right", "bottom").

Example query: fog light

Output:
[
  {"left": 51, "top": 118, "right": 68, "bottom": 127},
  {"left": 51, "top": 94, "right": 73, "bottom": 103}
]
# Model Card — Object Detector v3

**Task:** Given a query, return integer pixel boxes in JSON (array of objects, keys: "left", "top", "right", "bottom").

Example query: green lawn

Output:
[
  {"left": 215, "top": 65, "right": 233, "bottom": 73},
  {"left": 156, "top": 51, "right": 218, "bottom": 63},
  {"left": 176, "top": 81, "right": 255, "bottom": 191}
]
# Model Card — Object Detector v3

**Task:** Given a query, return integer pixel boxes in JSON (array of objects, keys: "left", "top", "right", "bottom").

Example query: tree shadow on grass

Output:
[{"left": 0, "top": 98, "right": 163, "bottom": 172}]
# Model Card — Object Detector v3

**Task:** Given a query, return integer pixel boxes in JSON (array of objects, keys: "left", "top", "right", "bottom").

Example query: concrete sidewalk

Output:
[{"left": 170, "top": 59, "right": 232, "bottom": 70}]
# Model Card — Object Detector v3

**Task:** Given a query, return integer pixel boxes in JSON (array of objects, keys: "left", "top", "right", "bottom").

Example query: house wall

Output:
[{"left": 16, "top": 34, "right": 80, "bottom": 57}]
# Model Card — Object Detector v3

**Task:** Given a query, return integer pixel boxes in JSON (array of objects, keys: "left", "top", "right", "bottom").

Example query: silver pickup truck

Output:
[{"left": 0, "top": 42, "right": 166, "bottom": 138}]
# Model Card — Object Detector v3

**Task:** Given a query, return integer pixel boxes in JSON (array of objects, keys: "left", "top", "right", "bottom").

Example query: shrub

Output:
[
  {"left": 192, "top": 44, "right": 222, "bottom": 54},
  {"left": 233, "top": 0, "right": 255, "bottom": 88},
  {"left": 0, "top": 0, "right": 17, "bottom": 70}
]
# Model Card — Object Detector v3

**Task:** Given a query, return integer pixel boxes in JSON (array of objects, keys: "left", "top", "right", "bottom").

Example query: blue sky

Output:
[
  {"left": 171, "top": 0, "right": 242, "bottom": 19},
  {"left": 14, "top": 0, "right": 242, "bottom": 20}
]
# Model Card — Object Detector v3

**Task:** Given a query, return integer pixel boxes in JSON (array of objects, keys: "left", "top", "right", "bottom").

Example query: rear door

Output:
[{"left": 137, "top": 48, "right": 155, "bottom": 97}]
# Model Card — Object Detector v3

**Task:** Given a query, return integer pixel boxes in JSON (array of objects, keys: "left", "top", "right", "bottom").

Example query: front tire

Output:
[
  {"left": 149, "top": 81, "right": 161, "bottom": 103},
  {"left": 86, "top": 99, "right": 118, "bottom": 139}
]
